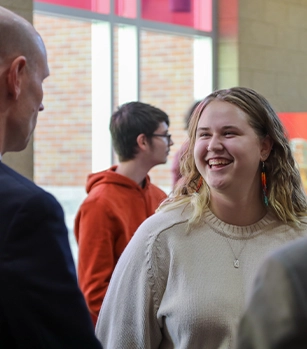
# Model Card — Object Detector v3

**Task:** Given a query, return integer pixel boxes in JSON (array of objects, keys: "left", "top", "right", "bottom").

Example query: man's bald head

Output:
[
  {"left": 0, "top": 6, "right": 46, "bottom": 69},
  {"left": 0, "top": 6, "right": 49, "bottom": 154}
]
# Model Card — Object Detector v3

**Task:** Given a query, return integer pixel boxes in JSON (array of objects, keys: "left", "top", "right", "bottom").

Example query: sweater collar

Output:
[{"left": 204, "top": 208, "right": 277, "bottom": 239}]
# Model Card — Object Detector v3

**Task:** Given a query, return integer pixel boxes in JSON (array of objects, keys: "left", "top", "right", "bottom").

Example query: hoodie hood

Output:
[{"left": 86, "top": 165, "right": 151, "bottom": 194}]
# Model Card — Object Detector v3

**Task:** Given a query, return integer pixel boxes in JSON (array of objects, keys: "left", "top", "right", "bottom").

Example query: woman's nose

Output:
[{"left": 207, "top": 136, "right": 223, "bottom": 152}]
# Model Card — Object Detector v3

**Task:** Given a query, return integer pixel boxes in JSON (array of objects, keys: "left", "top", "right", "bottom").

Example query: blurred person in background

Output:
[
  {"left": 171, "top": 100, "right": 200, "bottom": 189},
  {"left": 236, "top": 236, "right": 307, "bottom": 349}
]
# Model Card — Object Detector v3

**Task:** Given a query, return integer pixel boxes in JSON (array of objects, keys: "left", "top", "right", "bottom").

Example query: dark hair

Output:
[{"left": 110, "top": 101, "right": 170, "bottom": 161}]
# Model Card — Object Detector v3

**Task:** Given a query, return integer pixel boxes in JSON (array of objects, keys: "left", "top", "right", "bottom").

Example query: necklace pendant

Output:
[{"left": 234, "top": 259, "right": 240, "bottom": 268}]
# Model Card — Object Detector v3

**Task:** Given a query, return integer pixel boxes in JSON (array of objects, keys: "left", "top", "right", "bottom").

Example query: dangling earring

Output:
[
  {"left": 261, "top": 162, "right": 269, "bottom": 206},
  {"left": 196, "top": 176, "right": 203, "bottom": 193}
]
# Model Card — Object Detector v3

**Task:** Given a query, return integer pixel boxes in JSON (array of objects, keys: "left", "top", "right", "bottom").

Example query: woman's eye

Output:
[
  {"left": 224, "top": 131, "right": 235, "bottom": 136},
  {"left": 199, "top": 132, "right": 210, "bottom": 138}
]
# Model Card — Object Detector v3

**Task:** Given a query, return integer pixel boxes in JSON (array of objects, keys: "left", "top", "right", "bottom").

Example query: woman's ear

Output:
[
  {"left": 261, "top": 135, "right": 273, "bottom": 161},
  {"left": 7, "top": 56, "right": 26, "bottom": 100}
]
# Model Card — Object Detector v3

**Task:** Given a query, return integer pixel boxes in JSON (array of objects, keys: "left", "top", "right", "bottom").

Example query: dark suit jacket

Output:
[
  {"left": 236, "top": 237, "right": 307, "bottom": 349},
  {"left": 0, "top": 162, "right": 101, "bottom": 348}
]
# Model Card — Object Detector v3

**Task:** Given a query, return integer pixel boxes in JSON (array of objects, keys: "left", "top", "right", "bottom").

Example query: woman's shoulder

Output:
[
  {"left": 139, "top": 203, "right": 192, "bottom": 234},
  {"left": 126, "top": 204, "right": 193, "bottom": 253},
  {"left": 118, "top": 204, "right": 192, "bottom": 275}
]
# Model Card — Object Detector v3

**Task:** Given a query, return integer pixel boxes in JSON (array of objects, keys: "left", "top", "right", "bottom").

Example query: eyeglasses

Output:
[{"left": 151, "top": 133, "right": 172, "bottom": 145}]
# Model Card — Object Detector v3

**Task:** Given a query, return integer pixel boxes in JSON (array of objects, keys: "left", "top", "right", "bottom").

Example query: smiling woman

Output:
[
  {"left": 194, "top": 99, "right": 272, "bottom": 209},
  {"left": 95, "top": 87, "right": 307, "bottom": 349}
]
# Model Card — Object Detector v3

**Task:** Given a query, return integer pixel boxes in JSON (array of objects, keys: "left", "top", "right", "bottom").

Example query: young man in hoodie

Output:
[{"left": 74, "top": 101, "right": 173, "bottom": 325}]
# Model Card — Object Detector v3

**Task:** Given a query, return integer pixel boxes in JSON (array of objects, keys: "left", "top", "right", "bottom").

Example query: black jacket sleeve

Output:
[{"left": 0, "top": 190, "right": 102, "bottom": 348}]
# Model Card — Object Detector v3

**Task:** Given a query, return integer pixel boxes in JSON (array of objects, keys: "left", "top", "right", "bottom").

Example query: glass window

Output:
[
  {"left": 116, "top": 25, "right": 138, "bottom": 104},
  {"left": 194, "top": 36, "right": 213, "bottom": 99},
  {"left": 141, "top": 0, "right": 212, "bottom": 31},
  {"left": 37, "top": 0, "right": 110, "bottom": 14},
  {"left": 91, "top": 22, "right": 112, "bottom": 172},
  {"left": 115, "top": 0, "right": 137, "bottom": 18}
]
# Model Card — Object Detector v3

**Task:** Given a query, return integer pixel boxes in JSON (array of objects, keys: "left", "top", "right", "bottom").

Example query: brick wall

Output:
[
  {"left": 140, "top": 30, "right": 195, "bottom": 189},
  {"left": 34, "top": 15, "right": 92, "bottom": 186}
]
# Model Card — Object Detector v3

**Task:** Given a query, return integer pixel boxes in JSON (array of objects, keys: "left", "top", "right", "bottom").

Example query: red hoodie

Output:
[{"left": 74, "top": 165, "right": 167, "bottom": 325}]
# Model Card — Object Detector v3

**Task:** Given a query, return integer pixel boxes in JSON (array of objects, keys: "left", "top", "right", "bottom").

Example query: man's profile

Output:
[{"left": 0, "top": 6, "right": 101, "bottom": 348}]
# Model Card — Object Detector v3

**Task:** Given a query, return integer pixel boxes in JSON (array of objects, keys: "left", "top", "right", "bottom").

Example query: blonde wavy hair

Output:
[{"left": 159, "top": 87, "right": 307, "bottom": 225}]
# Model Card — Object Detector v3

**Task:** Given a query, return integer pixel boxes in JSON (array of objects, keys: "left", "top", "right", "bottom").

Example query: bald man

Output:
[{"left": 0, "top": 6, "right": 101, "bottom": 348}]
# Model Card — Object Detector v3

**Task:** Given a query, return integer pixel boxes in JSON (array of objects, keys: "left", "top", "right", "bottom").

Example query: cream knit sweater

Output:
[{"left": 95, "top": 205, "right": 307, "bottom": 349}]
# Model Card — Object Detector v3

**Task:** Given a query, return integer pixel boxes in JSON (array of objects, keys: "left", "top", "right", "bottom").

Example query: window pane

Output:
[
  {"left": 112, "top": 25, "right": 138, "bottom": 110},
  {"left": 117, "top": 25, "right": 138, "bottom": 105},
  {"left": 115, "top": 0, "right": 137, "bottom": 18},
  {"left": 194, "top": 36, "right": 212, "bottom": 99},
  {"left": 92, "top": 22, "right": 112, "bottom": 172},
  {"left": 36, "top": 0, "right": 110, "bottom": 14},
  {"left": 142, "top": 0, "right": 212, "bottom": 31}
]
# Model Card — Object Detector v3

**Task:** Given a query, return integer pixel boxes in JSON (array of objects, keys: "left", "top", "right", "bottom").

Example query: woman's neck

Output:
[{"left": 209, "top": 196, "right": 267, "bottom": 226}]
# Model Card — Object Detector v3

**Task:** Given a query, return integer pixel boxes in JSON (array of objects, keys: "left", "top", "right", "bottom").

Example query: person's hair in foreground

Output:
[
  {"left": 162, "top": 87, "right": 307, "bottom": 226},
  {"left": 110, "top": 101, "right": 170, "bottom": 161}
]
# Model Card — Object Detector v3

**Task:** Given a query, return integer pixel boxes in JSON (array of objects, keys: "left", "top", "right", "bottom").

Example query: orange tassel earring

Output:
[
  {"left": 261, "top": 162, "right": 269, "bottom": 206},
  {"left": 196, "top": 177, "right": 203, "bottom": 193}
]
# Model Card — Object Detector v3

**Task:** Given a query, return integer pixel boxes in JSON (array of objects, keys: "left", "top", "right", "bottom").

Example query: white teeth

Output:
[{"left": 208, "top": 159, "right": 230, "bottom": 166}]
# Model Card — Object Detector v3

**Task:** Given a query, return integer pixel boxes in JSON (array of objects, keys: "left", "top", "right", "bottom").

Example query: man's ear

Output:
[
  {"left": 7, "top": 56, "right": 27, "bottom": 100},
  {"left": 136, "top": 133, "right": 148, "bottom": 151}
]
